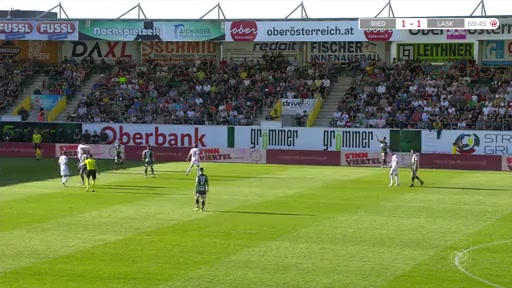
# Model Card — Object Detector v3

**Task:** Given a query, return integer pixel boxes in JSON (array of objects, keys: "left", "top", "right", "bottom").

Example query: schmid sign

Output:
[
  {"left": 82, "top": 124, "right": 228, "bottom": 147},
  {"left": 422, "top": 130, "right": 512, "bottom": 155},
  {"left": 141, "top": 41, "right": 217, "bottom": 61},
  {"left": 235, "top": 127, "right": 389, "bottom": 152}
]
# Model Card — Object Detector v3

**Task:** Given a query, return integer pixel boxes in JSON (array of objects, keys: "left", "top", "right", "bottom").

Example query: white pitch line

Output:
[{"left": 454, "top": 239, "right": 512, "bottom": 288}]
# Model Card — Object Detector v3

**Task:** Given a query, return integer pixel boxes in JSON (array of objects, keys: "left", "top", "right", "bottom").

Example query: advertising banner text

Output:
[
  {"left": 420, "top": 153, "right": 501, "bottom": 171},
  {"left": 79, "top": 21, "right": 224, "bottom": 42},
  {"left": 281, "top": 99, "right": 316, "bottom": 115},
  {"left": 199, "top": 148, "right": 266, "bottom": 164},
  {"left": 397, "top": 43, "right": 474, "bottom": 62},
  {"left": 0, "top": 40, "right": 59, "bottom": 64},
  {"left": 482, "top": 40, "right": 512, "bottom": 65},
  {"left": 141, "top": 41, "right": 217, "bottom": 61},
  {"left": 422, "top": 130, "right": 512, "bottom": 155},
  {"left": 0, "top": 21, "right": 78, "bottom": 40},
  {"left": 266, "top": 150, "right": 341, "bottom": 166},
  {"left": 56, "top": 143, "right": 124, "bottom": 159},
  {"left": 307, "top": 41, "right": 386, "bottom": 63},
  {"left": 222, "top": 42, "right": 300, "bottom": 63},
  {"left": 0, "top": 142, "right": 55, "bottom": 158},
  {"left": 62, "top": 41, "right": 138, "bottom": 64}
]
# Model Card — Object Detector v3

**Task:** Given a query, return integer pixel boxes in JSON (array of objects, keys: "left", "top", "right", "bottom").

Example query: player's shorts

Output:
[
  {"left": 411, "top": 168, "right": 418, "bottom": 176},
  {"left": 381, "top": 152, "right": 388, "bottom": 158},
  {"left": 389, "top": 168, "right": 398, "bottom": 176},
  {"left": 191, "top": 159, "right": 200, "bottom": 166},
  {"left": 79, "top": 166, "right": 87, "bottom": 174},
  {"left": 60, "top": 168, "right": 70, "bottom": 177},
  {"left": 33, "top": 143, "right": 41, "bottom": 150},
  {"left": 115, "top": 156, "right": 123, "bottom": 163},
  {"left": 144, "top": 161, "right": 153, "bottom": 167},
  {"left": 195, "top": 192, "right": 207, "bottom": 200},
  {"left": 86, "top": 169, "right": 97, "bottom": 180}
]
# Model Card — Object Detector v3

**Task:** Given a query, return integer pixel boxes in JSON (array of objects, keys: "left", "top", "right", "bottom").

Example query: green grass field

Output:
[{"left": 1, "top": 158, "right": 511, "bottom": 288}]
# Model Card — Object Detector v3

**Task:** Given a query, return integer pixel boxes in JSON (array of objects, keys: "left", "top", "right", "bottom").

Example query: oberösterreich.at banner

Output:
[
  {"left": 0, "top": 21, "right": 78, "bottom": 40},
  {"left": 78, "top": 21, "right": 225, "bottom": 41},
  {"left": 224, "top": 21, "right": 398, "bottom": 42}
]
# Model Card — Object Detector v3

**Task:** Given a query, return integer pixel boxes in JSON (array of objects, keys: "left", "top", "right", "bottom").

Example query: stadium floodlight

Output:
[
  {"left": 375, "top": 0, "right": 395, "bottom": 18},
  {"left": 117, "top": 3, "right": 148, "bottom": 19},
  {"left": 36, "top": 2, "right": 69, "bottom": 19},
  {"left": 199, "top": 2, "right": 227, "bottom": 20},
  {"left": 285, "top": 1, "right": 309, "bottom": 19},
  {"left": 470, "top": 0, "right": 487, "bottom": 16}
]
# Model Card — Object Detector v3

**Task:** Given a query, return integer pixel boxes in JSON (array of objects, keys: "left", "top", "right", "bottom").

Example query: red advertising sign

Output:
[
  {"left": 501, "top": 155, "right": 512, "bottom": 171},
  {"left": 266, "top": 150, "right": 341, "bottom": 166},
  {"left": 420, "top": 153, "right": 501, "bottom": 171},
  {"left": 124, "top": 145, "right": 189, "bottom": 162},
  {"left": 0, "top": 142, "right": 55, "bottom": 158},
  {"left": 341, "top": 151, "right": 382, "bottom": 167}
]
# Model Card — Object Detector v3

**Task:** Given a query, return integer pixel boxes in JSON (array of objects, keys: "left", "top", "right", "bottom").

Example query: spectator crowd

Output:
[
  {"left": 330, "top": 57, "right": 512, "bottom": 131},
  {"left": 0, "top": 57, "right": 34, "bottom": 113}
]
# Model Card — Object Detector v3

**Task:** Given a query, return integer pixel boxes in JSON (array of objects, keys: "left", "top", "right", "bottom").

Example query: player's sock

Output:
[
  {"left": 389, "top": 175, "right": 393, "bottom": 185},
  {"left": 201, "top": 201, "right": 205, "bottom": 210},
  {"left": 382, "top": 158, "right": 387, "bottom": 167},
  {"left": 64, "top": 176, "right": 69, "bottom": 183},
  {"left": 92, "top": 180, "right": 96, "bottom": 189},
  {"left": 415, "top": 176, "right": 422, "bottom": 182},
  {"left": 195, "top": 198, "right": 200, "bottom": 208},
  {"left": 186, "top": 166, "right": 192, "bottom": 175},
  {"left": 144, "top": 167, "right": 148, "bottom": 176},
  {"left": 80, "top": 174, "right": 85, "bottom": 184},
  {"left": 411, "top": 175, "right": 415, "bottom": 184},
  {"left": 150, "top": 167, "right": 155, "bottom": 175},
  {"left": 61, "top": 176, "right": 66, "bottom": 184},
  {"left": 394, "top": 176, "right": 399, "bottom": 185}
]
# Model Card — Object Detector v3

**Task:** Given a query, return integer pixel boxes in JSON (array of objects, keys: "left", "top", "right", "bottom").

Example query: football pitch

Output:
[{"left": 1, "top": 158, "right": 511, "bottom": 288}]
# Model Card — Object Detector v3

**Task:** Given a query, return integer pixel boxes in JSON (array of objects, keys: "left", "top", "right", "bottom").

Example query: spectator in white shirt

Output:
[
  {"left": 332, "top": 111, "right": 341, "bottom": 120},
  {"left": 203, "top": 83, "right": 211, "bottom": 93},
  {"left": 377, "top": 83, "right": 386, "bottom": 94}
]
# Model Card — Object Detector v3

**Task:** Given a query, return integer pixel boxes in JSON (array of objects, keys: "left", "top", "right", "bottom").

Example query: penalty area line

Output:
[{"left": 454, "top": 239, "right": 512, "bottom": 288}]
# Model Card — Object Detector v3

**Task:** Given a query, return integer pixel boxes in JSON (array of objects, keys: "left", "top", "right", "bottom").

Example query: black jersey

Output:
[
  {"left": 195, "top": 174, "right": 209, "bottom": 193},
  {"left": 142, "top": 149, "right": 154, "bottom": 164}
]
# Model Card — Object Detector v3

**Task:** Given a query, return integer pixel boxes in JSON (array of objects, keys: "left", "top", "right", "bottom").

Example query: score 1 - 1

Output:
[{"left": 395, "top": 18, "right": 428, "bottom": 29}]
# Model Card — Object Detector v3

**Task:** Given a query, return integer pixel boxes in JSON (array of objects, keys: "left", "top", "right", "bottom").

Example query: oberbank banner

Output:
[
  {"left": 78, "top": 21, "right": 224, "bottom": 41},
  {"left": 421, "top": 130, "right": 512, "bottom": 155},
  {"left": 224, "top": 21, "right": 398, "bottom": 42},
  {"left": 235, "top": 127, "right": 389, "bottom": 152},
  {"left": 0, "top": 21, "right": 78, "bottom": 40}
]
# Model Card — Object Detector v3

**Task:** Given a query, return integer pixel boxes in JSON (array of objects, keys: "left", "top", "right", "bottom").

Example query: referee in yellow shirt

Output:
[
  {"left": 84, "top": 155, "right": 99, "bottom": 192},
  {"left": 32, "top": 129, "right": 43, "bottom": 160}
]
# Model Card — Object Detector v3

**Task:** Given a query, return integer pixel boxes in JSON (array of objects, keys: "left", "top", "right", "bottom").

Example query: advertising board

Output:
[
  {"left": 0, "top": 21, "right": 78, "bottom": 40},
  {"left": 266, "top": 150, "right": 341, "bottom": 166},
  {"left": 55, "top": 144, "right": 124, "bottom": 159},
  {"left": 482, "top": 40, "right": 512, "bottom": 65},
  {"left": 340, "top": 152, "right": 413, "bottom": 168},
  {"left": 82, "top": 124, "right": 229, "bottom": 148},
  {"left": 397, "top": 19, "right": 512, "bottom": 41},
  {"left": 124, "top": 146, "right": 189, "bottom": 162},
  {"left": 422, "top": 130, "right": 512, "bottom": 155},
  {"left": 396, "top": 43, "right": 474, "bottom": 62},
  {"left": 221, "top": 42, "right": 300, "bottom": 63},
  {"left": 141, "top": 41, "right": 217, "bottom": 62},
  {"left": 62, "top": 41, "right": 139, "bottom": 64},
  {"left": 224, "top": 21, "right": 397, "bottom": 42},
  {"left": 420, "top": 153, "right": 501, "bottom": 171},
  {"left": 199, "top": 148, "right": 266, "bottom": 164},
  {"left": 501, "top": 155, "right": 512, "bottom": 171},
  {"left": 31, "top": 95, "right": 64, "bottom": 112},
  {"left": 307, "top": 41, "right": 386, "bottom": 63},
  {"left": 78, "top": 21, "right": 224, "bottom": 42},
  {"left": 0, "top": 142, "right": 55, "bottom": 158},
  {"left": 235, "top": 127, "right": 389, "bottom": 152},
  {"left": 281, "top": 99, "right": 317, "bottom": 115},
  {"left": 0, "top": 40, "right": 59, "bottom": 64}
]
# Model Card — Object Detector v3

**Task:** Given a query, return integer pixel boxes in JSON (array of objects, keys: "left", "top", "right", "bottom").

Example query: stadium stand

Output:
[
  {"left": 314, "top": 58, "right": 512, "bottom": 130},
  {"left": 0, "top": 57, "right": 35, "bottom": 114},
  {"left": 64, "top": 56, "right": 337, "bottom": 126}
]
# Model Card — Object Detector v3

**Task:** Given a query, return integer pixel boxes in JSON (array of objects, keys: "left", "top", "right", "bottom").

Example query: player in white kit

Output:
[
  {"left": 58, "top": 153, "right": 70, "bottom": 186},
  {"left": 77, "top": 143, "right": 90, "bottom": 161},
  {"left": 388, "top": 153, "right": 400, "bottom": 187},
  {"left": 185, "top": 144, "right": 201, "bottom": 176}
]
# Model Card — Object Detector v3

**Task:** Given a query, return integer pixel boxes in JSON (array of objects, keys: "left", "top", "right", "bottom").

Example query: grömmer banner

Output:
[
  {"left": 0, "top": 21, "right": 78, "bottom": 40},
  {"left": 82, "top": 124, "right": 229, "bottom": 147},
  {"left": 221, "top": 42, "right": 300, "bottom": 63},
  {"left": 225, "top": 21, "right": 397, "bottom": 42},
  {"left": 62, "top": 41, "right": 139, "bottom": 64},
  {"left": 78, "top": 21, "right": 224, "bottom": 42},
  {"left": 281, "top": 99, "right": 316, "bottom": 115},
  {"left": 422, "top": 130, "right": 512, "bottom": 155},
  {"left": 235, "top": 127, "right": 389, "bottom": 152},
  {"left": 56, "top": 143, "right": 124, "bottom": 160},
  {"left": 199, "top": 148, "right": 266, "bottom": 164}
]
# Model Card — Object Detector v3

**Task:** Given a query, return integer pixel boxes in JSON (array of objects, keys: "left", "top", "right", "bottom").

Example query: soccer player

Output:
[
  {"left": 77, "top": 142, "right": 90, "bottom": 161},
  {"left": 410, "top": 151, "right": 424, "bottom": 187},
  {"left": 142, "top": 145, "right": 155, "bottom": 178},
  {"left": 58, "top": 152, "right": 70, "bottom": 186},
  {"left": 77, "top": 155, "right": 87, "bottom": 186},
  {"left": 185, "top": 144, "right": 200, "bottom": 176},
  {"left": 32, "top": 129, "right": 43, "bottom": 160},
  {"left": 194, "top": 167, "right": 209, "bottom": 211},
  {"left": 388, "top": 152, "right": 400, "bottom": 187},
  {"left": 84, "top": 155, "right": 99, "bottom": 192},
  {"left": 376, "top": 135, "right": 389, "bottom": 168},
  {"left": 113, "top": 144, "right": 124, "bottom": 170}
]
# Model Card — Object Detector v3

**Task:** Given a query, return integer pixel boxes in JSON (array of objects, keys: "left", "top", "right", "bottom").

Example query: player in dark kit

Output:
[
  {"left": 410, "top": 151, "right": 424, "bottom": 187},
  {"left": 77, "top": 155, "right": 87, "bottom": 186},
  {"left": 142, "top": 145, "right": 155, "bottom": 178},
  {"left": 113, "top": 144, "right": 124, "bottom": 170},
  {"left": 376, "top": 136, "right": 389, "bottom": 168},
  {"left": 194, "top": 168, "right": 209, "bottom": 211}
]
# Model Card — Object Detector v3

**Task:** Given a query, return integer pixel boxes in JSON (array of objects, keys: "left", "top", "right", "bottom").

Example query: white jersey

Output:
[
  {"left": 58, "top": 155, "right": 70, "bottom": 176},
  {"left": 391, "top": 154, "right": 399, "bottom": 169},
  {"left": 189, "top": 147, "right": 200, "bottom": 165},
  {"left": 77, "top": 144, "right": 90, "bottom": 159}
]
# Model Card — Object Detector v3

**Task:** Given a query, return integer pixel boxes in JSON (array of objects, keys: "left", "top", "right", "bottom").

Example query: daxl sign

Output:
[{"left": 62, "top": 41, "right": 138, "bottom": 63}]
